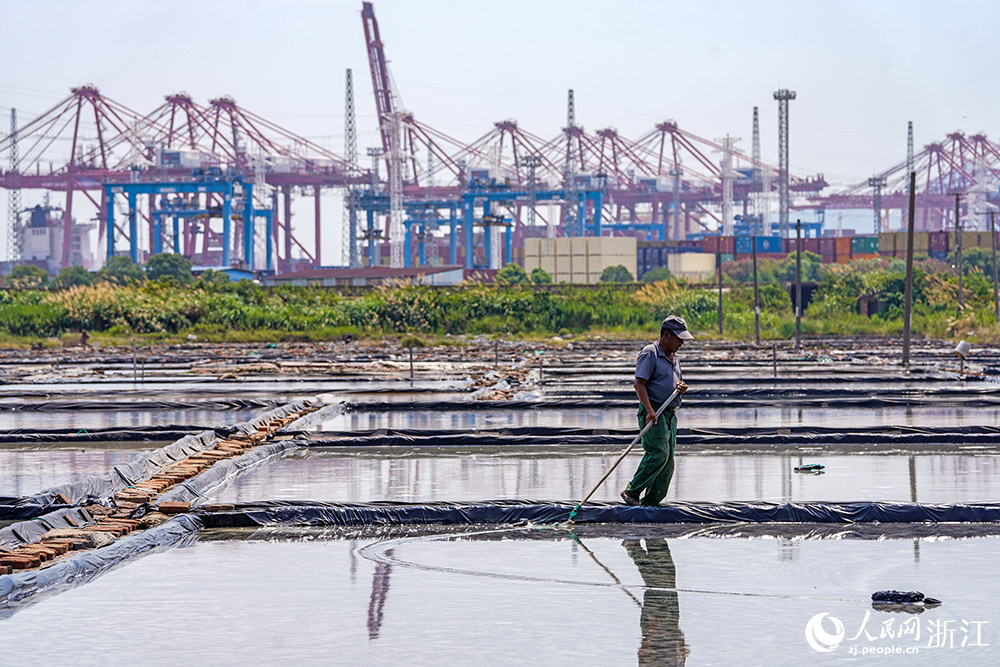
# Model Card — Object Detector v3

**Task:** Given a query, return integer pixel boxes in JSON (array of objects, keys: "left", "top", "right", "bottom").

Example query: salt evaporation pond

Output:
[
  {"left": 319, "top": 405, "right": 1000, "bottom": 432},
  {"left": 209, "top": 448, "right": 1000, "bottom": 506},
  {"left": 0, "top": 526, "right": 995, "bottom": 665}
]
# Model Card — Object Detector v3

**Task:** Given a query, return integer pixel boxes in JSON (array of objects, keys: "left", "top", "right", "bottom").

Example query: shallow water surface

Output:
[
  {"left": 210, "top": 449, "right": 1000, "bottom": 505},
  {"left": 0, "top": 527, "right": 996, "bottom": 665},
  {"left": 0, "top": 409, "right": 260, "bottom": 431},
  {"left": 0, "top": 449, "right": 141, "bottom": 496},
  {"left": 323, "top": 406, "right": 1000, "bottom": 432}
]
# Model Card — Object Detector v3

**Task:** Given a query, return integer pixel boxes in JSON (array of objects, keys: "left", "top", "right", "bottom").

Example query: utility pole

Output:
[
  {"left": 954, "top": 193, "right": 963, "bottom": 310},
  {"left": 795, "top": 219, "right": 802, "bottom": 348},
  {"left": 565, "top": 89, "right": 576, "bottom": 174},
  {"left": 991, "top": 210, "right": 999, "bottom": 324},
  {"left": 752, "top": 239, "right": 761, "bottom": 345},
  {"left": 717, "top": 243, "right": 723, "bottom": 335},
  {"left": 906, "top": 122, "right": 914, "bottom": 230},
  {"left": 773, "top": 89, "right": 796, "bottom": 238},
  {"left": 868, "top": 177, "right": 886, "bottom": 235},
  {"left": 564, "top": 89, "right": 578, "bottom": 236},
  {"left": 8, "top": 109, "right": 20, "bottom": 262},
  {"left": 907, "top": 122, "right": 915, "bottom": 174},
  {"left": 344, "top": 69, "right": 360, "bottom": 267},
  {"left": 902, "top": 172, "right": 917, "bottom": 366},
  {"left": 751, "top": 106, "right": 761, "bottom": 224}
]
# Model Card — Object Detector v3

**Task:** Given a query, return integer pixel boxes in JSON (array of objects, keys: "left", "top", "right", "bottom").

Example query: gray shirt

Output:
[{"left": 635, "top": 342, "right": 683, "bottom": 407}]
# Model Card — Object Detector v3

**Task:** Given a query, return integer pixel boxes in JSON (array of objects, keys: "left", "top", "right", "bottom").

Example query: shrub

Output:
[
  {"left": 496, "top": 264, "right": 530, "bottom": 286},
  {"left": 9, "top": 264, "right": 49, "bottom": 289},
  {"left": 53, "top": 266, "right": 94, "bottom": 289},
  {"left": 97, "top": 256, "right": 145, "bottom": 286},
  {"left": 600, "top": 265, "right": 634, "bottom": 283},
  {"left": 641, "top": 267, "right": 672, "bottom": 283},
  {"left": 530, "top": 267, "right": 552, "bottom": 284},
  {"left": 146, "top": 253, "right": 193, "bottom": 284}
]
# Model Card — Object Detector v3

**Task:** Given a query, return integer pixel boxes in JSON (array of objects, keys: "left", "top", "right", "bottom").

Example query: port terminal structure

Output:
[
  {"left": 103, "top": 170, "right": 275, "bottom": 271},
  {"left": 3, "top": 2, "right": 999, "bottom": 274}
]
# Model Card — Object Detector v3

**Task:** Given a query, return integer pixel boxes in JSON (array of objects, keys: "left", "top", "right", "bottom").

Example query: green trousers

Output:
[{"left": 625, "top": 402, "right": 677, "bottom": 506}]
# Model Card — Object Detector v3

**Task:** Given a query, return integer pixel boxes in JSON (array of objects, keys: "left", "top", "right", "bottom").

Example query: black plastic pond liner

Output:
[
  {"left": 22, "top": 430, "right": 218, "bottom": 509},
  {"left": 302, "top": 428, "right": 1000, "bottom": 448},
  {"left": 542, "top": 369, "right": 965, "bottom": 383},
  {"left": 157, "top": 440, "right": 299, "bottom": 505},
  {"left": 195, "top": 499, "right": 1000, "bottom": 528},
  {"left": 349, "top": 393, "right": 1000, "bottom": 411},
  {"left": 0, "top": 499, "right": 72, "bottom": 522},
  {"left": 0, "top": 398, "right": 276, "bottom": 411},
  {"left": 0, "top": 426, "right": 208, "bottom": 444},
  {"left": 554, "top": 385, "right": 1000, "bottom": 398},
  {"left": 0, "top": 400, "right": 311, "bottom": 520},
  {"left": 313, "top": 424, "right": 1000, "bottom": 439},
  {"left": 0, "top": 514, "right": 202, "bottom": 617},
  {"left": 0, "top": 507, "right": 95, "bottom": 550}
]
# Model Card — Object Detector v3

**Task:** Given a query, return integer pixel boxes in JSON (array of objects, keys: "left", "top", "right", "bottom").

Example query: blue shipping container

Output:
[
  {"left": 757, "top": 236, "right": 782, "bottom": 253},
  {"left": 735, "top": 236, "right": 782, "bottom": 254}
]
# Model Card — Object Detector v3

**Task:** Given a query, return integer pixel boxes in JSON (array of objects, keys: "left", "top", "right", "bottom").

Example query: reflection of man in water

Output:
[{"left": 623, "top": 538, "right": 688, "bottom": 666}]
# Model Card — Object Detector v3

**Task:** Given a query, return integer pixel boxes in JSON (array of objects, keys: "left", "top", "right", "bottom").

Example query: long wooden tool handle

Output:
[{"left": 572, "top": 387, "right": 681, "bottom": 511}]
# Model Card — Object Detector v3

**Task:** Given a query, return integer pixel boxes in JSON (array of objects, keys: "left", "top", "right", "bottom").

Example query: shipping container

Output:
[
  {"left": 758, "top": 236, "right": 782, "bottom": 253},
  {"left": 734, "top": 236, "right": 781, "bottom": 255},
  {"left": 834, "top": 237, "right": 851, "bottom": 257},
  {"left": 803, "top": 238, "right": 820, "bottom": 254},
  {"left": 721, "top": 236, "right": 736, "bottom": 254},
  {"left": 719, "top": 253, "right": 734, "bottom": 264},
  {"left": 929, "top": 250, "right": 947, "bottom": 262},
  {"left": 878, "top": 232, "right": 895, "bottom": 255},
  {"left": 667, "top": 253, "right": 716, "bottom": 280},
  {"left": 852, "top": 253, "right": 879, "bottom": 261},
  {"left": 819, "top": 238, "right": 836, "bottom": 255},
  {"left": 960, "top": 231, "right": 996, "bottom": 250},
  {"left": 929, "top": 231, "right": 949, "bottom": 253},
  {"left": 850, "top": 236, "right": 879, "bottom": 255}
]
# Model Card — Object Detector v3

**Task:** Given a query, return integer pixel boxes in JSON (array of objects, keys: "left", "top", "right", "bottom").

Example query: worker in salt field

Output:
[{"left": 621, "top": 315, "right": 690, "bottom": 506}]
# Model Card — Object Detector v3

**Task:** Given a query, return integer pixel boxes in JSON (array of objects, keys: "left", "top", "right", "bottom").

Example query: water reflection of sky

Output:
[
  {"left": 211, "top": 450, "right": 1000, "bottom": 506},
  {"left": 0, "top": 449, "right": 142, "bottom": 496},
  {"left": 0, "top": 409, "right": 260, "bottom": 431},
  {"left": 319, "top": 406, "right": 1000, "bottom": 432},
  {"left": 1, "top": 530, "right": 996, "bottom": 665}
]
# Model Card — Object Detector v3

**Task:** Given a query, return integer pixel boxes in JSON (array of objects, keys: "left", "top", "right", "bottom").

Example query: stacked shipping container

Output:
[
  {"left": 523, "top": 231, "right": 999, "bottom": 285},
  {"left": 875, "top": 231, "right": 997, "bottom": 259},
  {"left": 524, "top": 237, "right": 637, "bottom": 284}
]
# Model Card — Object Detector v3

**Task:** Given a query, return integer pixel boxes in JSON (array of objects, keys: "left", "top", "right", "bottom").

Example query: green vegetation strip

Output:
[{"left": 1, "top": 253, "right": 998, "bottom": 343}]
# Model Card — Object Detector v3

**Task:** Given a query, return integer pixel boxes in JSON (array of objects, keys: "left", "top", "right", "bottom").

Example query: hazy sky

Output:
[{"left": 2, "top": 0, "right": 998, "bottom": 260}]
